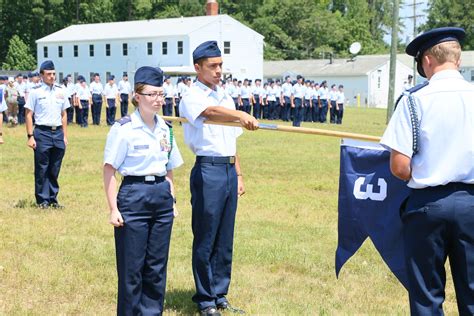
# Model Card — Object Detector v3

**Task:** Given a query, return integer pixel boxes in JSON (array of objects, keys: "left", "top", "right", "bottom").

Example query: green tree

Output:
[
  {"left": 421, "top": 0, "right": 474, "bottom": 50},
  {"left": 2, "top": 35, "right": 37, "bottom": 70}
]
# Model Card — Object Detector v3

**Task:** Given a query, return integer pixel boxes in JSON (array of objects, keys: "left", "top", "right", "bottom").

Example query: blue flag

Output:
[{"left": 335, "top": 139, "right": 410, "bottom": 289}]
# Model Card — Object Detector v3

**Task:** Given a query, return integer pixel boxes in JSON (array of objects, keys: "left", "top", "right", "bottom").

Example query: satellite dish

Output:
[{"left": 349, "top": 42, "right": 361, "bottom": 55}]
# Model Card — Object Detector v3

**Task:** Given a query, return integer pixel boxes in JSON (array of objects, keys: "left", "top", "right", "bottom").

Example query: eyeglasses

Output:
[{"left": 137, "top": 92, "right": 165, "bottom": 99}]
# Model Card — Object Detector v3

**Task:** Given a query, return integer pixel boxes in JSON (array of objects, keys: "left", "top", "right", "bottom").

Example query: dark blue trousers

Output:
[
  {"left": 80, "top": 100, "right": 89, "bottom": 127},
  {"left": 401, "top": 183, "right": 474, "bottom": 316},
  {"left": 174, "top": 98, "right": 180, "bottom": 117},
  {"left": 115, "top": 178, "right": 174, "bottom": 316},
  {"left": 163, "top": 98, "right": 173, "bottom": 116},
  {"left": 252, "top": 94, "right": 261, "bottom": 119},
  {"left": 330, "top": 100, "right": 337, "bottom": 123},
  {"left": 91, "top": 94, "right": 102, "bottom": 125},
  {"left": 106, "top": 99, "right": 117, "bottom": 126},
  {"left": 241, "top": 98, "right": 251, "bottom": 114},
  {"left": 75, "top": 104, "right": 82, "bottom": 125},
  {"left": 66, "top": 97, "right": 74, "bottom": 124},
  {"left": 312, "top": 99, "right": 320, "bottom": 122},
  {"left": 282, "top": 96, "right": 291, "bottom": 121},
  {"left": 33, "top": 126, "right": 65, "bottom": 205},
  {"left": 304, "top": 99, "right": 311, "bottom": 122},
  {"left": 120, "top": 94, "right": 129, "bottom": 117},
  {"left": 190, "top": 160, "right": 238, "bottom": 310},
  {"left": 267, "top": 101, "right": 275, "bottom": 120},
  {"left": 275, "top": 97, "right": 281, "bottom": 120},
  {"left": 319, "top": 99, "right": 328, "bottom": 123},
  {"left": 18, "top": 97, "right": 25, "bottom": 124},
  {"left": 292, "top": 97, "right": 303, "bottom": 127},
  {"left": 336, "top": 103, "right": 344, "bottom": 124},
  {"left": 232, "top": 97, "right": 239, "bottom": 110}
]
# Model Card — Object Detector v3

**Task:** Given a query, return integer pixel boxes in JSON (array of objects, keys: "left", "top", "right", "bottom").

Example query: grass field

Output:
[{"left": 0, "top": 108, "right": 458, "bottom": 315}]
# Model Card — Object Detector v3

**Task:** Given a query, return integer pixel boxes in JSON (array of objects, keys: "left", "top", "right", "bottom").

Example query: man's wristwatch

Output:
[
  {"left": 173, "top": 197, "right": 177, "bottom": 204},
  {"left": 27, "top": 133, "right": 33, "bottom": 139}
]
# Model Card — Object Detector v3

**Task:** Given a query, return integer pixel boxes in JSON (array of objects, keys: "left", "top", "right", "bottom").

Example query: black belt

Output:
[
  {"left": 35, "top": 125, "right": 62, "bottom": 131},
  {"left": 123, "top": 175, "right": 166, "bottom": 183},
  {"left": 196, "top": 156, "right": 236, "bottom": 164}
]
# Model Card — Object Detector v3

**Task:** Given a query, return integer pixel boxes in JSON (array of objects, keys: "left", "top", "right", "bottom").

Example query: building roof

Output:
[
  {"left": 264, "top": 51, "right": 474, "bottom": 78},
  {"left": 36, "top": 14, "right": 262, "bottom": 43}
]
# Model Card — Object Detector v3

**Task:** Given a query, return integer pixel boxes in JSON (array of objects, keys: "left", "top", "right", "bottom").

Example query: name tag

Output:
[{"left": 134, "top": 144, "right": 149, "bottom": 150}]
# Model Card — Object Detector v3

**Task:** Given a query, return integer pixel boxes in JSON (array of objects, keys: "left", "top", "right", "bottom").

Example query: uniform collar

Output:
[
  {"left": 430, "top": 69, "right": 463, "bottom": 82},
  {"left": 41, "top": 82, "right": 56, "bottom": 91},
  {"left": 196, "top": 80, "right": 226, "bottom": 102},
  {"left": 131, "top": 109, "right": 160, "bottom": 130}
]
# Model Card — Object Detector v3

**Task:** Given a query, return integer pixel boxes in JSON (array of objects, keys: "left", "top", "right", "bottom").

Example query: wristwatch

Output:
[{"left": 27, "top": 133, "right": 33, "bottom": 139}]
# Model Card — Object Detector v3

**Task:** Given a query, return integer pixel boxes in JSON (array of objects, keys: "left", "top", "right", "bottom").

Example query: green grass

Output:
[{"left": 0, "top": 108, "right": 458, "bottom": 315}]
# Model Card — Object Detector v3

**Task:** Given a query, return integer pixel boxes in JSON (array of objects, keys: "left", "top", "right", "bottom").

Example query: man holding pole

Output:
[{"left": 179, "top": 40, "right": 258, "bottom": 316}]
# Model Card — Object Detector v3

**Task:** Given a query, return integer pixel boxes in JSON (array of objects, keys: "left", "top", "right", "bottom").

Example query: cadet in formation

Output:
[
  {"left": 381, "top": 27, "right": 474, "bottom": 315},
  {"left": 25, "top": 60, "right": 70, "bottom": 208},
  {"left": 118, "top": 73, "right": 132, "bottom": 118},
  {"left": 103, "top": 66, "right": 183, "bottom": 316},
  {"left": 180, "top": 40, "right": 259, "bottom": 316}
]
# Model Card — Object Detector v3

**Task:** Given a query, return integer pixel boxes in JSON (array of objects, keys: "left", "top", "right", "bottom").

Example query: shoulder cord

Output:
[
  {"left": 167, "top": 126, "right": 174, "bottom": 161},
  {"left": 407, "top": 95, "right": 419, "bottom": 155}
]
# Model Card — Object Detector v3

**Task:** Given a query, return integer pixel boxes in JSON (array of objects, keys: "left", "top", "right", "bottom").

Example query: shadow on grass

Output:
[
  {"left": 165, "top": 288, "right": 197, "bottom": 315},
  {"left": 13, "top": 199, "right": 37, "bottom": 209}
]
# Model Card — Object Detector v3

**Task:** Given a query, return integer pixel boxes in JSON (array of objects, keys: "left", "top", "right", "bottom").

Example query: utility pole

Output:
[
  {"left": 403, "top": 0, "right": 424, "bottom": 83},
  {"left": 387, "top": 0, "right": 400, "bottom": 122}
]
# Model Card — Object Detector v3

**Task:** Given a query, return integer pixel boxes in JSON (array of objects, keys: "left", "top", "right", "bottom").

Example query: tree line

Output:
[{"left": 0, "top": 0, "right": 472, "bottom": 70}]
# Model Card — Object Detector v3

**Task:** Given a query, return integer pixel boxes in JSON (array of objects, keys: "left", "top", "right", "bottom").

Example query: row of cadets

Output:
[
  {"left": 117, "top": 73, "right": 132, "bottom": 118},
  {"left": 103, "top": 75, "right": 120, "bottom": 126},
  {"left": 162, "top": 76, "right": 175, "bottom": 117},
  {"left": 89, "top": 73, "right": 104, "bottom": 125},
  {"left": 75, "top": 75, "right": 92, "bottom": 127}
]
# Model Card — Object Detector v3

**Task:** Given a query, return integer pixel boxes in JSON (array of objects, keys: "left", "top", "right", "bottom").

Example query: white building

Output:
[
  {"left": 36, "top": 14, "right": 264, "bottom": 84},
  {"left": 264, "top": 51, "right": 474, "bottom": 108}
]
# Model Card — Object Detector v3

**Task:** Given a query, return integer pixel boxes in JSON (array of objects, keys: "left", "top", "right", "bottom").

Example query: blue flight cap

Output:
[
  {"left": 33, "top": 72, "right": 40, "bottom": 77},
  {"left": 192, "top": 40, "right": 221, "bottom": 63},
  {"left": 297, "top": 75, "right": 303, "bottom": 80},
  {"left": 77, "top": 75, "right": 85, "bottom": 82},
  {"left": 40, "top": 60, "right": 55, "bottom": 71},
  {"left": 27, "top": 72, "right": 34, "bottom": 78},
  {"left": 94, "top": 73, "right": 100, "bottom": 77},
  {"left": 406, "top": 27, "right": 466, "bottom": 78},
  {"left": 134, "top": 66, "right": 164, "bottom": 87},
  {"left": 108, "top": 75, "right": 115, "bottom": 81}
]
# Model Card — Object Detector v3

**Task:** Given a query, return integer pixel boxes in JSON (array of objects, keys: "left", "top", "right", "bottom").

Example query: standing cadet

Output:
[
  {"left": 104, "top": 75, "right": 120, "bottom": 126},
  {"left": 15, "top": 74, "right": 27, "bottom": 124},
  {"left": 162, "top": 76, "right": 175, "bottom": 116},
  {"left": 380, "top": 27, "right": 474, "bottom": 315},
  {"left": 0, "top": 80, "right": 6, "bottom": 143},
  {"left": 266, "top": 80, "right": 276, "bottom": 120},
  {"left": 312, "top": 83, "right": 321, "bottom": 123},
  {"left": 281, "top": 76, "right": 293, "bottom": 122},
  {"left": 335, "top": 85, "right": 345, "bottom": 124},
  {"left": 319, "top": 80, "right": 330, "bottom": 123},
  {"left": 64, "top": 75, "right": 75, "bottom": 124},
  {"left": 104, "top": 66, "right": 183, "bottom": 316},
  {"left": 403, "top": 74, "right": 414, "bottom": 91},
  {"left": 274, "top": 79, "right": 282, "bottom": 120},
  {"left": 76, "top": 76, "right": 92, "bottom": 127},
  {"left": 291, "top": 75, "right": 305, "bottom": 127},
  {"left": 90, "top": 73, "right": 104, "bottom": 125},
  {"left": 240, "top": 79, "right": 251, "bottom": 114},
  {"left": 0, "top": 76, "right": 7, "bottom": 124},
  {"left": 118, "top": 73, "right": 132, "bottom": 117},
  {"left": 25, "top": 60, "right": 70, "bottom": 208},
  {"left": 228, "top": 78, "right": 240, "bottom": 110},
  {"left": 251, "top": 79, "right": 264, "bottom": 119},
  {"left": 303, "top": 80, "right": 313, "bottom": 122},
  {"left": 5, "top": 77, "right": 19, "bottom": 126},
  {"left": 329, "top": 84, "right": 338, "bottom": 123},
  {"left": 179, "top": 40, "right": 259, "bottom": 316}
]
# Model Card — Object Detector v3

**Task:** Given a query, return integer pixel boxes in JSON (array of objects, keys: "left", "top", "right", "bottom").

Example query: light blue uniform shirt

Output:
[
  {"left": 312, "top": 88, "right": 320, "bottom": 100},
  {"left": 25, "top": 83, "right": 70, "bottom": 126},
  {"left": 104, "top": 110, "right": 183, "bottom": 176},
  {"left": 273, "top": 85, "right": 282, "bottom": 99},
  {"left": 329, "top": 89, "right": 338, "bottom": 101},
  {"left": 319, "top": 87, "right": 330, "bottom": 100},
  {"left": 0, "top": 86, "right": 6, "bottom": 112},
  {"left": 240, "top": 85, "right": 251, "bottom": 98},
  {"left": 163, "top": 82, "right": 174, "bottom": 98},
  {"left": 304, "top": 86, "right": 313, "bottom": 99},
  {"left": 381, "top": 69, "right": 474, "bottom": 189},
  {"left": 282, "top": 82, "right": 293, "bottom": 97},
  {"left": 228, "top": 85, "right": 240, "bottom": 98},
  {"left": 89, "top": 81, "right": 104, "bottom": 95},
  {"left": 292, "top": 83, "right": 306, "bottom": 98},
  {"left": 179, "top": 80, "right": 243, "bottom": 157}
]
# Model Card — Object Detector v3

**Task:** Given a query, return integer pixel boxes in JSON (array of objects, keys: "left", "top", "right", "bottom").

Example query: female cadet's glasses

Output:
[{"left": 137, "top": 92, "right": 165, "bottom": 99}]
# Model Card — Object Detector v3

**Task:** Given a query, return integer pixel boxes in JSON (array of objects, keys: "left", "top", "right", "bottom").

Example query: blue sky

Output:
[{"left": 384, "top": 0, "right": 429, "bottom": 44}]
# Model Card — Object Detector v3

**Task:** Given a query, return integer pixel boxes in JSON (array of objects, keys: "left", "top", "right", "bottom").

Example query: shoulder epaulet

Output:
[
  {"left": 54, "top": 83, "right": 62, "bottom": 88},
  {"left": 165, "top": 120, "right": 173, "bottom": 129},
  {"left": 394, "top": 81, "right": 429, "bottom": 110},
  {"left": 33, "top": 86, "right": 41, "bottom": 89},
  {"left": 116, "top": 115, "right": 131, "bottom": 125}
]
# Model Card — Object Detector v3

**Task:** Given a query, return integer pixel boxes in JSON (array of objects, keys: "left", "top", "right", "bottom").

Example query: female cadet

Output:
[{"left": 103, "top": 66, "right": 183, "bottom": 316}]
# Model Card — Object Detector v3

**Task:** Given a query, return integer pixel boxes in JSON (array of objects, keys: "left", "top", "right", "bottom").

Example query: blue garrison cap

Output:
[
  {"left": 134, "top": 66, "right": 164, "bottom": 87},
  {"left": 406, "top": 27, "right": 465, "bottom": 77},
  {"left": 0, "top": 75, "right": 6, "bottom": 80},
  {"left": 94, "top": 73, "right": 100, "bottom": 77},
  {"left": 40, "top": 60, "right": 55, "bottom": 71},
  {"left": 193, "top": 40, "right": 221, "bottom": 63},
  {"left": 77, "top": 75, "right": 85, "bottom": 82},
  {"left": 108, "top": 75, "right": 115, "bottom": 81},
  {"left": 27, "top": 72, "right": 34, "bottom": 78},
  {"left": 33, "top": 72, "right": 40, "bottom": 77}
]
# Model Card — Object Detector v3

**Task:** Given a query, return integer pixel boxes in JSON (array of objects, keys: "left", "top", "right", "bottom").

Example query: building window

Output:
[
  {"left": 224, "top": 41, "right": 231, "bottom": 54},
  {"left": 471, "top": 70, "right": 474, "bottom": 81},
  {"left": 73, "top": 45, "right": 78, "bottom": 57},
  {"left": 90, "top": 72, "right": 95, "bottom": 82},
  {"left": 123, "top": 71, "right": 127, "bottom": 77},
  {"left": 43, "top": 46, "right": 48, "bottom": 58},
  {"left": 89, "top": 44, "right": 94, "bottom": 57},
  {"left": 58, "top": 46, "right": 63, "bottom": 58},
  {"left": 74, "top": 72, "right": 78, "bottom": 83},
  {"left": 177, "top": 41, "right": 183, "bottom": 54},
  {"left": 106, "top": 71, "right": 111, "bottom": 81},
  {"left": 59, "top": 72, "right": 63, "bottom": 82},
  {"left": 147, "top": 42, "right": 153, "bottom": 55},
  {"left": 122, "top": 43, "right": 128, "bottom": 56},
  {"left": 106, "top": 44, "right": 111, "bottom": 56},
  {"left": 162, "top": 42, "right": 167, "bottom": 55}
]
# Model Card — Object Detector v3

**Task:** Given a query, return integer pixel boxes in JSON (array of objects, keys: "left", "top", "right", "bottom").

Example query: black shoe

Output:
[
  {"left": 217, "top": 302, "right": 245, "bottom": 314},
  {"left": 50, "top": 202, "right": 64, "bottom": 209},
  {"left": 37, "top": 202, "right": 49, "bottom": 209},
  {"left": 200, "top": 306, "right": 221, "bottom": 316}
]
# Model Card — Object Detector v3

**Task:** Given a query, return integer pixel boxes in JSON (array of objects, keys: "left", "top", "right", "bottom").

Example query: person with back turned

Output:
[
  {"left": 179, "top": 40, "right": 258, "bottom": 316},
  {"left": 25, "top": 60, "right": 70, "bottom": 209},
  {"left": 381, "top": 27, "right": 474, "bottom": 315}
]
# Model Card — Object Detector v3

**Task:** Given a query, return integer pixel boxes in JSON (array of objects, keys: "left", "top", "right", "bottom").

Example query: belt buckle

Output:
[
  {"left": 145, "top": 175, "right": 155, "bottom": 182},
  {"left": 229, "top": 156, "right": 236, "bottom": 164},
  {"left": 51, "top": 126, "right": 57, "bottom": 131}
]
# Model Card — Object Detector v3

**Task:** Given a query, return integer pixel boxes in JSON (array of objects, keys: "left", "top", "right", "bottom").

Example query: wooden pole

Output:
[{"left": 162, "top": 116, "right": 381, "bottom": 142}]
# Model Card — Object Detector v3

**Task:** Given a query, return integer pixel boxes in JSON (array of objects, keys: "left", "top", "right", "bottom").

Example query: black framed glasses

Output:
[{"left": 137, "top": 92, "right": 165, "bottom": 99}]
